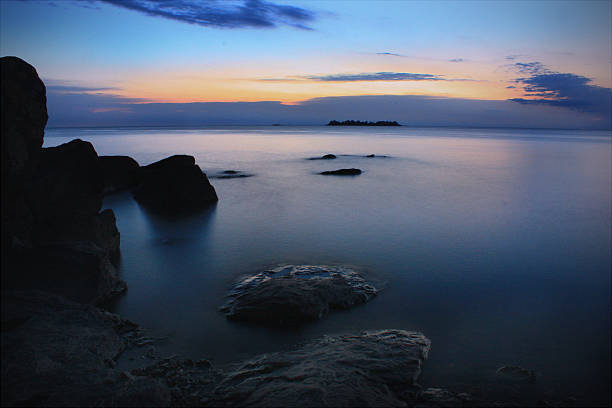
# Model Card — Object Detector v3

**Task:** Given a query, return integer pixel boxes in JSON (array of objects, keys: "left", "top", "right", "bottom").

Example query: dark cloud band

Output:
[{"left": 96, "top": 0, "right": 316, "bottom": 29}]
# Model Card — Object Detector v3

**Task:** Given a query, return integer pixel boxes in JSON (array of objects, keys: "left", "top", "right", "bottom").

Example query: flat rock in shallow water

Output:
[
  {"left": 320, "top": 168, "right": 362, "bottom": 176},
  {"left": 212, "top": 329, "right": 430, "bottom": 407},
  {"left": 221, "top": 265, "right": 377, "bottom": 326}
]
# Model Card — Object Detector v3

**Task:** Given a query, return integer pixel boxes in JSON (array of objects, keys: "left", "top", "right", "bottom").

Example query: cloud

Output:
[
  {"left": 506, "top": 85, "right": 516, "bottom": 89},
  {"left": 46, "top": 85, "right": 120, "bottom": 93},
  {"left": 449, "top": 58, "right": 464, "bottom": 63},
  {"left": 304, "top": 72, "right": 447, "bottom": 82},
  {"left": 508, "top": 63, "right": 612, "bottom": 118},
  {"left": 95, "top": 0, "right": 316, "bottom": 29},
  {"left": 44, "top": 87, "right": 610, "bottom": 129},
  {"left": 376, "top": 52, "right": 406, "bottom": 57},
  {"left": 511, "top": 61, "right": 549, "bottom": 75}
]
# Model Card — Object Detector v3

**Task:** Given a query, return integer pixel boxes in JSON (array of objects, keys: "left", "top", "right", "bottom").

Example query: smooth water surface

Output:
[{"left": 45, "top": 126, "right": 611, "bottom": 403}]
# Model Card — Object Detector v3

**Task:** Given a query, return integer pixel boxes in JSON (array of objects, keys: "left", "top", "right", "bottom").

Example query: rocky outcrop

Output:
[
  {"left": 133, "top": 155, "right": 218, "bottom": 213},
  {"left": 320, "top": 168, "right": 362, "bottom": 176},
  {"left": 1, "top": 56, "right": 48, "bottom": 252},
  {"left": 100, "top": 155, "right": 141, "bottom": 194},
  {"left": 1, "top": 57, "right": 124, "bottom": 304},
  {"left": 211, "top": 330, "right": 430, "bottom": 407},
  {"left": 221, "top": 265, "right": 377, "bottom": 326},
  {"left": 1, "top": 290, "right": 171, "bottom": 407}
]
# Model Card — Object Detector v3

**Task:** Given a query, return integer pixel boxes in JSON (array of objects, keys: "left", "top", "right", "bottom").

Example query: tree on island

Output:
[{"left": 327, "top": 120, "right": 401, "bottom": 126}]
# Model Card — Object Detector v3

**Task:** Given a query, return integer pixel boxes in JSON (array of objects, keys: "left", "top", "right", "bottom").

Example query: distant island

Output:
[{"left": 327, "top": 120, "right": 401, "bottom": 126}]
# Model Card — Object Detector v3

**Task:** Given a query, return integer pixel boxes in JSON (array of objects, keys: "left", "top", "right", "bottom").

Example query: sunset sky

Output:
[{"left": 1, "top": 0, "right": 611, "bottom": 128}]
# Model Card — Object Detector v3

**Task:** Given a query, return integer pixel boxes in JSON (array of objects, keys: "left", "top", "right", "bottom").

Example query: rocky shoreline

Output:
[{"left": 1, "top": 57, "right": 590, "bottom": 407}]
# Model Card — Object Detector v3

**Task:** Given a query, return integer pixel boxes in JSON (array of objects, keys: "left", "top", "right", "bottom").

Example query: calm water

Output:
[{"left": 44, "top": 126, "right": 611, "bottom": 403}]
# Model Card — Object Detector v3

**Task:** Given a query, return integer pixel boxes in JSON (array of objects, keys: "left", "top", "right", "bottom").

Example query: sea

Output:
[{"left": 44, "top": 126, "right": 611, "bottom": 404}]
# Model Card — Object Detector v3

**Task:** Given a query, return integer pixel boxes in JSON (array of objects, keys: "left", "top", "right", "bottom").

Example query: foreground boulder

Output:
[
  {"left": 320, "top": 168, "right": 362, "bottom": 176},
  {"left": 1, "top": 290, "right": 171, "bottom": 407},
  {"left": 221, "top": 265, "right": 377, "bottom": 326},
  {"left": 100, "top": 155, "right": 141, "bottom": 194},
  {"left": 1, "top": 57, "right": 125, "bottom": 304},
  {"left": 133, "top": 155, "right": 218, "bottom": 213},
  {"left": 211, "top": 330, "right": 430, "bottom": 407},
  {"left": 1, "top": 56, "right": 48, "bottom": 252}
]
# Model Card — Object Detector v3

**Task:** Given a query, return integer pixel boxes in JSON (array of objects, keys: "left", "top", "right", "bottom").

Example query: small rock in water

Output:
[
  {"left": 496, "top": 365, "right": 537, "bottom": 383},
  {"left": 308, "top": 154, "right": 337, "bottom": 160},
  {"left": 210, "top": 170, "right": 254, "bottom": 179},
  {"left": 220, "top": 265, "right": 377, "bottom": 326},
  {"left": 320, "top": 168, "right": 362, "bottom": 176}
]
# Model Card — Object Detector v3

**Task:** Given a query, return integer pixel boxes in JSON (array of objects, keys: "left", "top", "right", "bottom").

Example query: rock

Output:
[
  {"left": 309, "top": 154, "right": 336, "bottom": 160},
  {"left": 211, "top": 330, "right": 430, "bottom": 407},
  {"left": 5, "top": 242, "right": 126, "bottom": 304},
  {"left": 100, "top": 155, "right": 141, "bottom": 194},
  {"left": 1, "top": 56, "right": 48, "bottom": 252},
  {"left": 210, "top": 170, "right": 254, "bottom": 179},
  {"left": 496, "top": 365, "right": 537, "bottom": 383},
  {"left": 366, "top": 154, "right": 376, "bottom": 157},
  {"left": 1, "top": 290, "right": 170, "bottom": 407},
  {"left": 320, "top": 168, "right": 362, "bottom": 176},
  {"left": 133, "top": 155, "right": 218, "bottom": 213},
  {"left": 221, "top": 265, "right": 377, "bottom": 326},
  {"left": 0, "top": 58, "right": 124, "bottom": 305},
  {"left": 29, "top": 139, "right": 103, "bottom": 220},
  {"left": 0, "top": 56, "right": 47, "bottom": 181}
]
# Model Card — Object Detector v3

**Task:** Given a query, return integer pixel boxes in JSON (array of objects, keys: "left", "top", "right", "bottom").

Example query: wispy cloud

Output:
[
  {"left": 376, "top": 52, "right": 406, "bottom": 57},
  {"left": 46, "top": 84, "right": 120, "bottom": 93},
  {"left": 253, "top": 71, "right": 477, "bottom": 82},
  {"left": 304, "top": 72, "right": 447, "bottom": 82},
  {"left": 448, "top": 58, "right": 464, "bottom": 63},
  {"left": 94, "top": 0, "right": 316, "bottom": 30}
]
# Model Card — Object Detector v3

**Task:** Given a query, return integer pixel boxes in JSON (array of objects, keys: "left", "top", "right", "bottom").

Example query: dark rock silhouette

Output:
[
  {"left": 496, "top": 365, "right": 537, "bottom": 383},
  {"left": 221, "top": 265, "right": 377, "bottom": 326},
  {"left": 100, "top": 155, "right": 141, "bottom": 194},
  {"left": 133, "top": 155, "right": 218, "bottom": 213},
  {"left": 328, "top": 120, "right": 400, "bottom": 126},
  {"left": 320, "top": 168, "right": 362, "bottom": 176},
  {"left": 0, "top": 57, "right": 125, "bottom": 304},
  {"left": 1, "top": 56, "right": 48, "bottom": 252},
  {"left": 211, "top": 330, "right": 430, "bottom": 406}
]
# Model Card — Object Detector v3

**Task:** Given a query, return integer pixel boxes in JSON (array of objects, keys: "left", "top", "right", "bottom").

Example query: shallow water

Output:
[{"left": 44, "top": 126, "right": 611, "bottom": 403}]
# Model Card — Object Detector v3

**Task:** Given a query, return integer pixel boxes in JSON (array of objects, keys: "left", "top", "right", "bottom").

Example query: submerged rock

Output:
[
  {"left": 210, "top": 170, "right": 254, "bottom": 179},
  {"left": 100, "top": 155, "right": 141, "bottom": 194},
  {"left": 221, "top": 265, "right": 377, "bottom": 326},
  {"left": 212, "top": 329, "right": 430, "bottom": 407},
  {"left": 320, "top": 168, "right": 362, "bottom": 176},
  {"left": 133, "top": 155, "right": 218, "bottom": 213}
]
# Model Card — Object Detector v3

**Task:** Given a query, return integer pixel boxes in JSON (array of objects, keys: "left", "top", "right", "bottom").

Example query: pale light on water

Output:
[{"left": 45, "top": 126, "right": 612, "bottom": 403}]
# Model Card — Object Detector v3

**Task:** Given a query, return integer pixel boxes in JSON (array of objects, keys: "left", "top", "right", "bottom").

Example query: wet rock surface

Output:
[
  {"left": 221, "top": 265, "right": 377, "bottom": 326},
  {"left": 1, "top": 290, "right": 170, "bottom": 407},
  {"left": 133, "top": 155, "right": 218, "bottom": 213},
  {"left": 320, "top": 168, "right": 362, "bottom": 176},
  {"left": 211, "top": 329, "right": 430, "bottom": 407},
  {"left": 100, "top": 155, "right": 141, "bottom": 194},
  {"left": 496, "top": 365, "right": 537, "bottom": 383}
]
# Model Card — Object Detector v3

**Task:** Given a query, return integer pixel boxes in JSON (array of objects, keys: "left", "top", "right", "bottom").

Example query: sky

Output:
[{"left": 1, "top": 0, "right": 611, "bottom": 129}]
